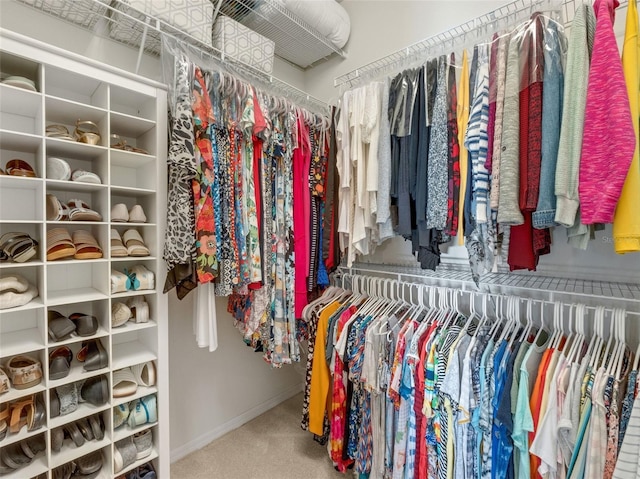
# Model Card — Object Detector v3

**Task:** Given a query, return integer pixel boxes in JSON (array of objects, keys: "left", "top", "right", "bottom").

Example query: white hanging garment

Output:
[{"left": 193, "top": 283, "right": 218, "bottom": 351}]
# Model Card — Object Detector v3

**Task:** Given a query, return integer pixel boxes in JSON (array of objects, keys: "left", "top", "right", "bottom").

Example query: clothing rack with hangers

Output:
[
  {"left": 336, "top": 262, "right": 640, "bottom": 313},
  {"left": 163, "top": 35, "right": 330, "bottom": 118},
  {"left": 333, "top": 269, "right": 640, "bottom": 347},
  {"left": 333, "top": 0, "right": 630, "bottom": 88}
]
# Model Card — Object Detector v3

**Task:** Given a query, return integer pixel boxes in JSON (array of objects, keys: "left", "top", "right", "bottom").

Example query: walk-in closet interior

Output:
[{"left": 1, "top": 0, "right": 640, "bottom": 478}]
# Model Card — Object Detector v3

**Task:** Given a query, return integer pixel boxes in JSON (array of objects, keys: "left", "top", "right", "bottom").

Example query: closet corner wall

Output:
[{"left": 0, "top": 29, "right": 169, "bottom": 478}]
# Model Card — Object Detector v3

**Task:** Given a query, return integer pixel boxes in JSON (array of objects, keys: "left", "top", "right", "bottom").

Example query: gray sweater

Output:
[
  {"left": 554, "top": 4, "right": 596, "bottom": 228},
  {"left": 496, "top": 32, "right": 524, "bottom": 226}
]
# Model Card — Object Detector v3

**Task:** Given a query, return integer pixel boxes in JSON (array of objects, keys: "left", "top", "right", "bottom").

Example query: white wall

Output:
[
  {"left": 167, "top": 294, "right": 306, "bottom": 462},
  {"left": 303, "top": 0, "right": 640, "bottom": 283},
  {"left": 305, "top": 1, "right": 508, "bottom": 101}
]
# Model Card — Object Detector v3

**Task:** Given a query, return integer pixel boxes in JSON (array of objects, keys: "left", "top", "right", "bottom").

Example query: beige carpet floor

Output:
[{"left": 171, "top": 393, "right": 346, "bottom": 479}]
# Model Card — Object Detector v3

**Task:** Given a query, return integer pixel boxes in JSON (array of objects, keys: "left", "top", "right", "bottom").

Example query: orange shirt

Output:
[
  {"left": 308, "top": 301, "right": 341, "bottom": 436},
  {"left": 529, "top": 347, "right": 553, "bottom": 479}
]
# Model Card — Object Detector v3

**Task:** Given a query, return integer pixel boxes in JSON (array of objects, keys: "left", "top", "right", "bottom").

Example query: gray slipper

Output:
[
  {"left": 69, "top": 313, "right": 98, "bottom": 337},
  {"left": 1, "top": 443, "right": 32, "bottom": 469},
  {"left": 53, "top": 462, "right": 74, "bottom": 479},
  {"left": 133, "top": 428, "right": 153, "bottom": 459},
  {"left": 51, "top": 426, "right": 64, "bottom": 452},
  {"left": 21, "top": 434, "right": 46, "bottom": 458},
  {"left": 77, "top": 339, "right": 108, "bottom": 372},
  {"left": 64, "top": 421, "right": 85, "bottom": 448},
  {"left": 72, "top": 450, "right": 103, "bottom": 476},
  {"left": 56, "top": 382, "right": 79, "bottom": 416},
  {"left": 31, "top": 397, "right": 46, "bottom": 431},
  {"left": 49, "top": 346, "right": 72, "bottom": 380},
  {"left": 88, "top": 413, "right": 104, "bottom": 441},
  {"left": 48, "top": 311, "right": 76, "bottom": 342},
  {"left": 76, "top": 417, "right": 93, "bottom": 441},
  {"left": 113, "top": 437, "right": 136, "bottom": 473},
  {"left": 50, "top": 388, "right": 60, "bottom": 418},
  {"left": 80, "top": 375, "right": 108, "bottom": 406}
]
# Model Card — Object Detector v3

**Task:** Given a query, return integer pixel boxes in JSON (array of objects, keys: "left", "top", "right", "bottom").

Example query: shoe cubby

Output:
[
  {"left": 0, "top": 223, "right": 44, "bottom": 265},
  {"left": 0, "top": 130, "right": 44, "bottom": 177},
  {"left": 44, "top": 67, "right": 108, "bottom": 110},
  {"left": 45, "top": 149, "right": 108, "bottom": 189},
  {"left": 46, "top": 262, "right": 109, "bottom": 305},
  {"left": 110, "top": 331, "right": 156, "bottom": 372},
  {"left": 109, "top": 153, "right": 157, "bottom": 191},
  {"left": 45, "top": 188, "right": 108, "bottom": 224},
  {"left": 49, "top": 375, "right": 110, "bottom": 428},
  {"left": 0, "top": 176, "right": 44, "bottom": 223},
  {"left": 0, "top": 51, "right": 41, "bottom": 92},
  {"left": 0, "top": 431, "right": 48, "bottom": 479},
  {"left": 51, "top": 448, "right": 108, "bottom": 478},
  {"left": 0, "top": 307, "right": 45, "bottom": 363},
  {"left": 109, "top": 227, "right": 155, "bottom": 260},
  {"left": 0, "top": 265, "right": 45, "bottom": 313},
  {"left": 46, "top": 300, "right": 110, "bottom": 347},
  {"left": 110, "top": 86, "right": 156, "bottom": 123},
  {"left": 49, "top": 412, "right": 110, "bottom": 469},
  {"left": 1, "top": 34, "right": 167, "bottom": 477},
  {"left": 0, "top": 392, "right": 47, "bottom": 447},
  {"left": 0, "top": 87, "right": 43, "bottom": 138}
]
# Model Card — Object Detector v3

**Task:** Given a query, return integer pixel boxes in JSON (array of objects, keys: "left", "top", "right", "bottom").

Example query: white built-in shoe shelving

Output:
[{"left": 0, "top": 30, "right": 168, "bottom": 478}]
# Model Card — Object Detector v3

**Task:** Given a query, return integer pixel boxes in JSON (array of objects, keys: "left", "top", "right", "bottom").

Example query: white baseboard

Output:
[{"left": 169, "top": 382, "right": 304, "bottom": 464}]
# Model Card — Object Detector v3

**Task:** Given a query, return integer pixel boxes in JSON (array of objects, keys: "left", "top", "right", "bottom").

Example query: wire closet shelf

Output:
[
  {"left": 334, "top": 0, "right": 630, "bottom": 88},
  {"left": 213, "top": 0, "right": 346, "bottom": 69},
  {"left": 336, "top": 266, "right": 640, "bottom": 346},
  {"left": 337, "top": 263, "right": 640, "bottom": 311},
  {"left": 13, "top": 0, "right": 330, "bottom": 116}
]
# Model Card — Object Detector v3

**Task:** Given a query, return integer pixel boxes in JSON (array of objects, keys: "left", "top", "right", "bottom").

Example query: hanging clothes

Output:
[
  {"left": 613, "top": 0, "right": 640, "bottom": 253},
  {"left": 579, "top": 0, "right": 635, "bottom": 225}
]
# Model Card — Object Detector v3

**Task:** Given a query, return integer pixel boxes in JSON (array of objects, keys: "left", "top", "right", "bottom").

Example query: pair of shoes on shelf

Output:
[
  {"left": 2, "top": 75, "right": 37, "bottom": 92},
  {"left": 113, "top": 362, "right": 156, "bottom": 398},
  {"left": 47, "top": 195, "right": 102, "bottom": 222},
  {"left": 53, "top": 450, "right": 103, "bottom": 479},
  {"left": 113, "top": 394, "right": 157, "bottom": 430},
  {"left": 1, "top": 158, "right": 37, "bottom": 177},
  {"left": 0, "top": 393, "right": 45, "bottom": 438},
  {"left": 47, "top": 156, "right": 102, "bottom": 184},
  {"left": 46, "top": 120, "right": 101, "bottom": 146},
  {"left": 111, "top": 203, "right": 147, "bottom": 223},
  {"left": 0, "top": 274, "right": 39, "bottom": 310},
  {"left": 48, "top": 310, "right": 99, "bottom": 342},
  {"left": 49, "top": 339, "right": 107, "bottom": 380},
  {"left": 111, "top": 265, "right": 154, "bottom": 294},
  {"left": 47, "top": 228, "right": 102, "bottom": 261},
  {"left": 0, "top": 434, "right": 46, "bottom": 474},
  {"left": 4, "top": 355, "right": 42, "bottom": 391},
  {"left": 112, "top": 296, "right": 150, "bottom": 328},
  {"left": 111, "top": 134, "right": 149, "bottom": 155},
  {"left": 50, "top": 375, "right": 109, "bottom": 418},
  {"left": 111, "top": 229, "right": 150, "bottom": 257},
  {"left": 0, "top": 232, "right": 38, "bottom": 263},
  {"left": 51, "top": 413, "right": 105, "bottom": 453},
  {"left": 114, "top": 429, "right": 153, "bottom": 474}
]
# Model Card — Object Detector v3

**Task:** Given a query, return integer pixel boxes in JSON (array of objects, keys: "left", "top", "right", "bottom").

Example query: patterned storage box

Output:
[
  {"left": 212, "top": 15, "right": 275, "bottom": 75},
  {"left": 17, "top": 0, "right": 108, "bottom": 29},
  {"left": 109, "top": 0, "right": 213, "bottom": 54}
]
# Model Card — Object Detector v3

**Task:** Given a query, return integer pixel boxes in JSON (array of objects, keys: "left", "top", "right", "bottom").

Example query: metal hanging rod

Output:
[
  {"left": 334, "top": 0, "right": 630, "bottom": 89},
  {"left": 337, "top": 263, "right": 640, "bottom": 311},
  {"left": 337, "top": 269, "right": 640, "bottom": 321}
]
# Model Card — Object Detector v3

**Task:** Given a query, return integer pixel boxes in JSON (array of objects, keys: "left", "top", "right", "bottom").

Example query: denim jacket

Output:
[{"left": 533, "top": 21, "right": 567, "bottom": 229}]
